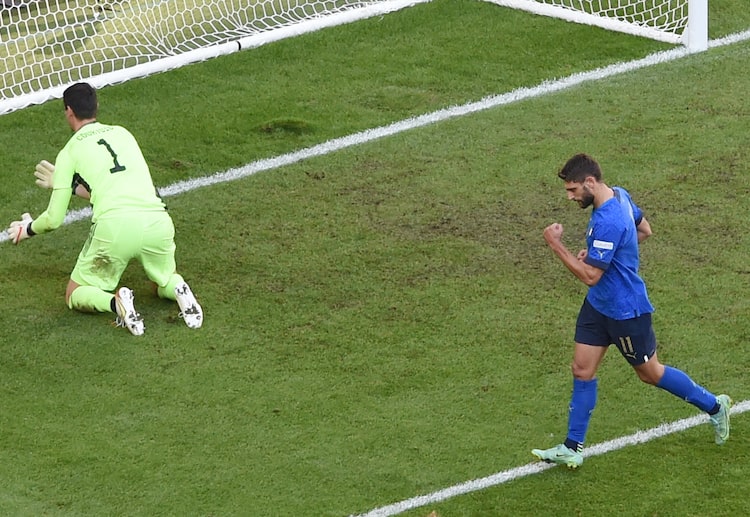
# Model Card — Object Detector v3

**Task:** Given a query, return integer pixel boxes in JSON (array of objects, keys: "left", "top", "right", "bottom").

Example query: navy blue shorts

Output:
[{"left": 574, "top": 298, "right": 657, "bottom": 366}]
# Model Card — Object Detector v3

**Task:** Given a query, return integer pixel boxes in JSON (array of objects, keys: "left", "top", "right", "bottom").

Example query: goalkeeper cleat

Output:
[
  {"left": 175, "top": 281, "right": 203, "bottom": 329},
  {"left": 115, "top": 287, "right": 144, "bottom": 336},
  {"left": 532, "top": 444, "right": 583, "bottom": 469},
  {"left": 710, "top": 394, "right": 732, "bottom": 445}
]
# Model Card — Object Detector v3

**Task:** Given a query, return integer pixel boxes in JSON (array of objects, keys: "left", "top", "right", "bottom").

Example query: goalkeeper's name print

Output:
[{"left": 76, "top": 125, "right": 115, "bottom": 142}]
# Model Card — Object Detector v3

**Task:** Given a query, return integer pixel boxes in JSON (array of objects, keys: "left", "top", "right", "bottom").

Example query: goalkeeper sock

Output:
[
  {"left": 156, "top": 273, "right": 185, "bottom": 301},
  {"left": 68, "top": 285, "right": 116, "bottom": 313}
]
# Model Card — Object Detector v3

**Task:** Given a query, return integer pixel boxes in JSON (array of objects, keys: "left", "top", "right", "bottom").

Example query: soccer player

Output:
[
  {"left": 531, "top": 153, "right": 730, "bottom": 468},
  {"left": 6, "top": 82, "right": 202, "bottom": 336}
]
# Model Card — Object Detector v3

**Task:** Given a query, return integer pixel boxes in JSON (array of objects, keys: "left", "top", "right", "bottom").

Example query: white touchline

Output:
[
  {"left": 2, "top": 29, "right": 748, "bottom": 245},
  {"left": 351, "top": 400, "right": 749, "bottom": 517}
]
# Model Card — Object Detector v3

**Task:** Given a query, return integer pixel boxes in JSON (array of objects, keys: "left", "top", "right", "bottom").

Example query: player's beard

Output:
[{"left": 578, "top": 186, "right": 594, "bottom": 209}]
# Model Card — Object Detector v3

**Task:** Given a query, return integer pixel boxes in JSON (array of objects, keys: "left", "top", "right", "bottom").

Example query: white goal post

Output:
[
  {"left": 0, "top": 0, "right": 707, "bottom": 116},
  {"left": 485, "top": 0, "right": 707, "bottom": 51}
]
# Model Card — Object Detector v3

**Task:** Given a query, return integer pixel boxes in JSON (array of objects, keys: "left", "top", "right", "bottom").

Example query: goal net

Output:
[
  {"left": 0, "top": 0, "right": 707, "bottom": 116},
  {"left": 485, "top": 0, "right": 707, "bottom": 50},
  {"left": 0, "top": 0, "right": 426, "bottom": 115}
]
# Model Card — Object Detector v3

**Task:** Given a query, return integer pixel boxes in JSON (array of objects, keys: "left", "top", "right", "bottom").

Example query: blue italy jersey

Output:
[{"left": 583, "top": 186, "right": 654, "bottom": 320}]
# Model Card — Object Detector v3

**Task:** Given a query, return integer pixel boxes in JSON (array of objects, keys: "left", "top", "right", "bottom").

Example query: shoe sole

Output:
[
  {"left": 714, "top": 394, "right": 732, "bottom": 445},
  {"left": 115, "top": 288, "right": 144, "bottom": 336},
  {"left": 175, "top": 282, "right": 203, "bottom": 329}
]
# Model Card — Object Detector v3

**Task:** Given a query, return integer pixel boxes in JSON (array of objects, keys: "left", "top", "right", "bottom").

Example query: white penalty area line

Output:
[
  {"left": 351, "top": 399, "right": 750, "bottom": 517},
  {"left": 1, "top": 28, "right": 749, "bottom": 246}
]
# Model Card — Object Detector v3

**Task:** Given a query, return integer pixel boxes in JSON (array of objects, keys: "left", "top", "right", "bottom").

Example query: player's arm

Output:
[
  {"left": 6, "top": 186, "right": 71, "bottom": 244},
  {"left": 30, "top": 187, "right": 73, "bottom": 235},
  {"left": 75, "top": 183, "right": 91, "bottom": 200},
  {"left": 631, "top": 200, "right": 651, "bottom": 244},
  {"left": 31, "top": 149, "right": 77, "bottom": 234},
  {"left": 72, "top": 173, "right": 91, "bottom": 200},
  {"left": 7, "top": 153, "right": 75, "bottom": 243},
  {"left": 636, "top": 217, "right": 652, "bottom": 243},
  {"left": 34, "top": 160, "right": 91, "bottom": 199},
  {"left": 544, "top": 223, "right": 604, "bottom": 286}
]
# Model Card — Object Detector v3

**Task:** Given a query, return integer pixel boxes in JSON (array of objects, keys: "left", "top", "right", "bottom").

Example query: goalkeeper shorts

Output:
[{"left": 70, "top": 210, "right": 177, "bottom": 292}]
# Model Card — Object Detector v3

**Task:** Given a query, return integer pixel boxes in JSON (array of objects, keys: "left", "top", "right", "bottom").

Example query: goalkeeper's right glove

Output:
[
  {"left": 7, "top": 213, "right": 35, "bottom": 245},
  {"left": 34, "top": 160, "right": 55, "bottom": 189}
]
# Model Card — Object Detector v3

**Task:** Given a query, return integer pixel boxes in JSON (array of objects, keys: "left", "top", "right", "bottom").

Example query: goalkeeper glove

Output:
[
  {"left": 7, "top": 213, "right": 35, "bottom": 245},
  {"left": 34, "top": 160, "right": 55, "bottom": 189}
]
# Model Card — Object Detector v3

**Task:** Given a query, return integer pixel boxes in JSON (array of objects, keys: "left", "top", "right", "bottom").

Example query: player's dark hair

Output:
[
  {"left": 558, "top": 153, "right": 602, "bottom": 183},
  {"left": 63, "top": 82, "right": 98, "bottom": 119}
]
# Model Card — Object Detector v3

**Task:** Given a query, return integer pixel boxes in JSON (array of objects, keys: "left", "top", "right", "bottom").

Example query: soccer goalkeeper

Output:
[{"left": 6, "top": 82, "right": 203, "bottom": 335}]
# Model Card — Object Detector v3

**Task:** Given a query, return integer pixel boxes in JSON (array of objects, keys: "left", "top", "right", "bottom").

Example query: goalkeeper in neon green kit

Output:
[{"left": 6, "top": 82, "right": 202, "bottom": 335}]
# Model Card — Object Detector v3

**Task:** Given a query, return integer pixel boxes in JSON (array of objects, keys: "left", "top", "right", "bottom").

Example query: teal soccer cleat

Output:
[
  {"left": 709, "top": 394, "right": 732, "bottom": 445},
  {"left": 532, "top": 444, "right": 583, "bottom": 469}
]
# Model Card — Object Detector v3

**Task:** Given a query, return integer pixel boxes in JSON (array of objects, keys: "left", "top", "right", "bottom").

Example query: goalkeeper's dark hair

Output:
[
  {"left": 63, "top": 82, "right": 98, "bottom": 120},
  {"left": 558, "top": 153, "right": 602, "bottom": 183}
]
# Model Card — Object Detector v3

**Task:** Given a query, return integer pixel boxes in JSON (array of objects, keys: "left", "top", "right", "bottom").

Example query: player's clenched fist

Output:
[{"left": 543, "top": 222, "right": 564, "bottom": 245}]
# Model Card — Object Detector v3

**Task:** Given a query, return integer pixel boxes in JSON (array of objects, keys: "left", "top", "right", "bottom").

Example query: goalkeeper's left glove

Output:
[
  {"left": 34, "top": 160, "right": 55, "bottom": 189},
  {"left": 7, "top": 213, "right": 35, "bottom": 245}
]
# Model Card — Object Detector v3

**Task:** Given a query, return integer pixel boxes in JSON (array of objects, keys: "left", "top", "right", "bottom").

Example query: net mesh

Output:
[
  {"left": 1, "top": 0, "right": 383, "bottom": 107},
  {"left": 530, "top": 0, "right": 687, "bottom": 34}
]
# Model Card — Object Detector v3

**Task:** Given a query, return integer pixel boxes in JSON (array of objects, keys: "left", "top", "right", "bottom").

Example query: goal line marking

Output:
[
  {"left": 1, "top": 29, "right": 747, "bottom": 244},
  {"left": 351, "top": 400, "right": 750, "bottom": 517}
]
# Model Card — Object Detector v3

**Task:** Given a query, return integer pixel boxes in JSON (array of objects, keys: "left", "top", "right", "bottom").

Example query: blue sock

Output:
[
  {"left": 656, "top": 366, "right": 717, "bottom": 413},
  {"left": 566, "top": 378, "right": 598, "bottom": 450}
]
